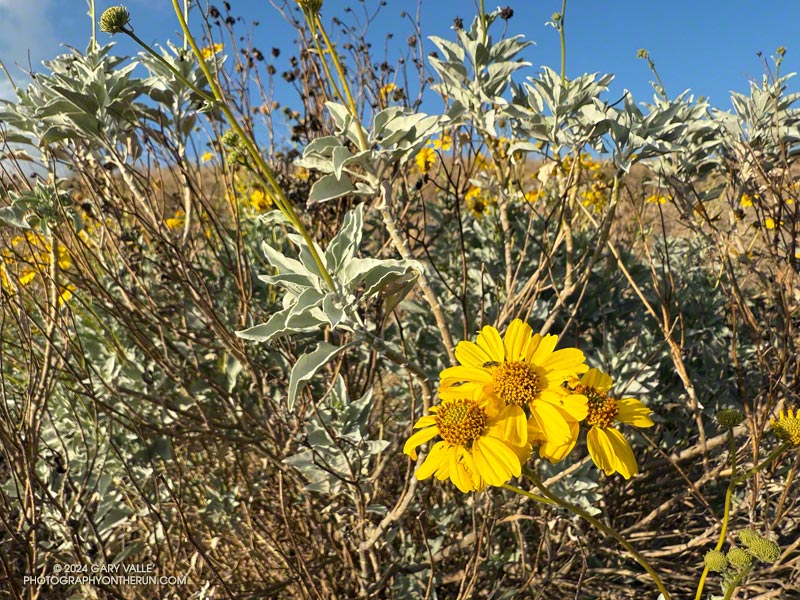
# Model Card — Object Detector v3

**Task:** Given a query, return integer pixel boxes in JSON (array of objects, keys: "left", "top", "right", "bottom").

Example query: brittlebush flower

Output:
[
  {"left": 439, "top": 320, "right": 589, "bottom": 453},
  {"left": 571, "top": 368, "right": 654, "bottom": 478},
  {"left": 165, "top": 210, "right": 185, "bottom": 230},
  {"left": 378, "top": 82, "right": 396, "bottom": 101},
  {"left": 415, "top": 147, "right": 436, "bottom": 174},
  {"left": 201, "top": 43, "right": 224, "bottom": 60},
  {"left": 404, "top": 388, "right": 527, "bottom": 492},
  {"left": 770, "top": 407, "right": 800, "bottom": 446}
]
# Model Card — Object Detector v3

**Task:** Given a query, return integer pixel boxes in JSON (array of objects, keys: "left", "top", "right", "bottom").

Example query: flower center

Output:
[
  {"left": 493, "top": 361, "right": 542, "bottom": 406},
  {"left": 773, "top": 409, "right": 800, "bottom": 446},
  {"left": 435, "top": 398, "right": 488, "bottom": 447},
  {"left": 577, "top": 385, "right": 619, "bottom": 429}
]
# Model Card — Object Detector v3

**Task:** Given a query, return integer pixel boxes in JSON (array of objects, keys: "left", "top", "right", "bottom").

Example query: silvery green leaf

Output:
[
  {"left": 287, "top": 342, "right": 349, "bottom": 410},
  {"left": 331, "top": 145, "right": 352, "bottom": 180},
  {"left": 322, "top": 294, "right": 347, "bottom": 328},
  {"left": 340, "top": 257, "right": 422, "bottom": 298},
  {"left": 325, "top": 203, "right": 364, "bottom": 274},
  {"left": 236, "top": 305, "right": 325, "bottom": 342},
  {"left": 308, "top": 173, "right": 357, "bottom": 204},
  {"left": 261, "top": 240, "right": 318, "bottom": 282},
  {"left": 428, "top": 36, "right": 465, "bottom": 63},
  {"left": 0, "top": 204, "right": 32, "bottom": 229}
]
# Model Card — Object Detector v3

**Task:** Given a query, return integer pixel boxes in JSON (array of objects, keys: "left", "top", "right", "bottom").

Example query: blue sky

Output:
[{"left": 2, "top": 1, "right": 799, "bottom": 130}]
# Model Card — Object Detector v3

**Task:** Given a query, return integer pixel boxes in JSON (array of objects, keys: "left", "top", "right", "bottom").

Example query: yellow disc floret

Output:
[
  {"left": 435, "top": 398, "right": 487, "bottom": 447},
  {"left": 493, "top": 362, "right": 542, "bottom": 407}
]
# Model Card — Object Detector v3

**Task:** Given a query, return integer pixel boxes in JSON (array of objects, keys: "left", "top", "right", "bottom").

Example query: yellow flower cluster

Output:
[
  {"left": 1, "top": 232, "right": 75, "bottom": 305},
  {"left": 464, "top": 186, "right": 496, "bottom": 219},
  {"left": 404, "top": 320, "right": 654, "bottom": 492},
  {"left": 201, "top": 43, "right": 224, "bottom": 60}
]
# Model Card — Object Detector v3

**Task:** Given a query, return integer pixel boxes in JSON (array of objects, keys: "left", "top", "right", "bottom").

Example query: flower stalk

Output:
[{"left": 522, "top": 466, "right": 671, "bottom": 600}]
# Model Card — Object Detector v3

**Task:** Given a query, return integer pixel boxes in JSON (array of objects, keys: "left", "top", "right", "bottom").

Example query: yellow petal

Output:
[
  {"left": 412, "top": 415, "right": 437, "bottom": 429},
  {"left": 415, "top": 441, "right": 450, "bottom": 479},
  {"left": 455, "top": 340, "right": 493, "bottom": 368},
  {"left": 540, "top": 347, "right": 588, "bottom": 378},
  {"left": 530, "top": 400, "right": 571, "bottom": 445},
  {"left": 403, "top": 425, "right": 440, "bottom": 460},
  {"left": 450, "top": 447, "right": 476, "bottom": 492},
  {"left": 537, "top": 423, "right": 579, "bottom": 464},
  {"left": 476, "top": 325, "right": 505, "bottom": 362},
  {"left": 581, "top": 368, "right": 612, "bottom": 391},
  {"left": 503, "top": 319, "right": 532, "bottom": 362},
  {"left": 587, "top": 427, "right": 615, "bottom": 475},
  {"left": 616, "top": 398, "right": 654, "bottom": 427},
  {"left": 472, "top": 437, "right": 521, "bottom": 485},
  {"left": 439, "top": 365, "right": 493, "bottom": 385},
  {"left": 604, "top": 427, "right": 638, "bottom": 479},
  {"left": 487, "top": 404, "right": 528, "bottom": 446},
  {"left": 528, "top": 333, "right": 558, "bottom": 364},
  {"left": 539, "top": 390, "right": 588, "bottom": 421}
]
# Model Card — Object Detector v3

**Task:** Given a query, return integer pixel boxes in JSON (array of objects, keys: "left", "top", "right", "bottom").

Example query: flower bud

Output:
[
  {"left": 726, "top": 547, "right": 752, "bottom": 570},
  {"left": 221, "top": 130, "right": 241, "bottom": 148},
  {"left": 717, "top": 408, "right": 745, "bottom": 428},
  {"left": 703, "top": 549, "right": 728, "bottom": 572},
  {"left": 737, "top": 528, "right": 759, "bottom": 548},
  {"left": 99, "top": 6, "right": 131, "bottom": 34},
  {"left": 746, "top": 538, "right": 781, "bottom": 564}
]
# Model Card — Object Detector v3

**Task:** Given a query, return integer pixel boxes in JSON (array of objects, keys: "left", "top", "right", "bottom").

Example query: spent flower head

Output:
[{"left": 99, "top": 6, "right": 131, "bottom": 34}]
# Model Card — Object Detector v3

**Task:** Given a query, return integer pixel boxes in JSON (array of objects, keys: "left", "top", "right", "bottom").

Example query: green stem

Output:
[
  {"left": 559, "top": 0, "right": 567, "bottom": 85},
  {"left": 313, "top": 16, "right": 369, "bottom": 151},
  {"left": 501, "top": 483, "right": 557, "bottom": 506},
  {"left": 89, "top": 0, "right": 97, "bottom": 51},
  {"left": 167, "top": 0, "right": 335, "bottom": 290},
  {"left": 301, "top": 12, "right": 345, "bottom": 110},
  {"left": 524, "top": 467, "right": 671, "bottom": 600},
  {"left": 479, "top": 0, "right": 487, "bottom": 45},
  {"left": 722, "top": 566, "right": 751, "bottom": 600},
  {"left": 694, "top": 439, "right": 790, "bottom": 600}
]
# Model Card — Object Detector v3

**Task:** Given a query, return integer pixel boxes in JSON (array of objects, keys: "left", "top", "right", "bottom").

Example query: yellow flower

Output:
[
  {"left": 740, "top": 194, "right": 754, "bottom": 208},
  {"left": 432, "top": 134, "right": 453, "bottom": 151},
  {"left": 764, "top": 217, "right": 783, "bottom": 230},
  {"left": 165, "top": 210, "right": 185, "bottom": 230},
  {"left": 571, "top": 368, "right": 654, "bottom": 479},
  {"left": 524, "top": 189, "right": 541, "bottom": 203},
  {"left": 19, "top": 270, "right": 37, "bottom": 286},
  {"left": 439, "top": 320, "right": 589, "bottom": 453},
  {"left": 771, "top": 407, "right": 800, "bottom": 446},
  {"left": 464, "top": 186, "right": 495, "bottom": 218},
  {"left": 201, "top": 43, "right": 224, "bottom": 60},
  {"left": 249, "top": 189, "right": 273, "bottom": 212},
  {"left": 645, "top": 193, "right": 670, "bottom": 205},
  {"left": 201, "top": 151, "right": 215, "bottom": 163},
  {"left": 415, "top": 147, "right": 436, "bottom": 174},
  {"left": 295, "top": 167, "right": 310, "bottom": 181},
  {"left": 404, "top": 388, "right": 527, "bottom": 492},
  {"left": 379, "top": 82, "right": 397, "bottom": 101},
  {"left": 581, "top": 187, "right": 607, "bottom": 212},
  {"left": 58, "top": 284, "right": 76, "bottom": 306}
]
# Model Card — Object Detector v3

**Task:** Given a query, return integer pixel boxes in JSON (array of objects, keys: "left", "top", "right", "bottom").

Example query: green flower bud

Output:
[
  {"left": 221, "top": 130, "right": 241, "bottom": 148},
  {"left": 637, "top": 48, "right": 650, "bottom": 60},
  {"left": 726, "top": 547, "right": 752, "bottom": 570},
  {"left": 747, "top": 538, "right": 781, "bottom": 564},
  {"left": 737, "top": 528, "right": 759, "bottom": 549},
  {"left": 703, "top": 549, "right": 728, "bottom": 572},
  {"left": 99, "top": 6, "right": 131, "bottom": 34},
  {"left": 717, "top": 408, "right": 745, "bottom": 428},
  {"left": 226, "top": 148, "right": 244, "bottom": 167}
]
